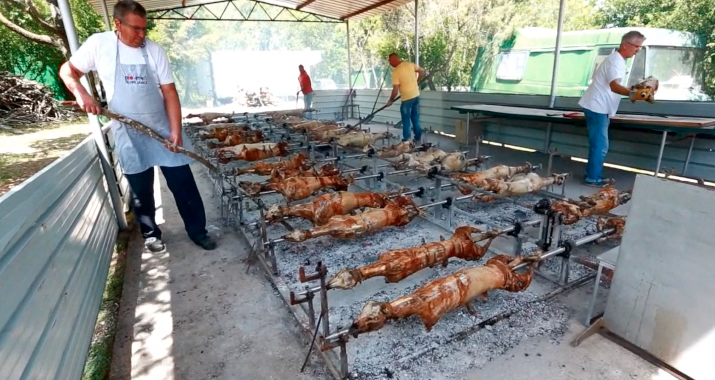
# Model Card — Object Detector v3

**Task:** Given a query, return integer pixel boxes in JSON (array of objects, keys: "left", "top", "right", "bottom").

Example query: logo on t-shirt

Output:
[{"left": 124, "top": 75, "right": 148, "bottom": 85}]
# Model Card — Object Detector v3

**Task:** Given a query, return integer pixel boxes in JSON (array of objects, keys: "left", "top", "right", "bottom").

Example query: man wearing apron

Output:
[{"left": 58, "top": 0, "right": 216, "bottom": 252}]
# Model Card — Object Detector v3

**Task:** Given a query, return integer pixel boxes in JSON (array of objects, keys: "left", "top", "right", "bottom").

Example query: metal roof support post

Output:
[
  {"left": 57, "top": 0, "right": 129, "bottom": 230},
  {"left": 414, "top": 0, "right": 419, "bottom": 66},
  {"left": 100, "top": 0, "right": 112, "bottom": 30},
  {"left": 346, "top": 20, "right": 351, "bottom": 90},
  {"left": 548, "top": 0, "right": 566, "bottom": 108}
]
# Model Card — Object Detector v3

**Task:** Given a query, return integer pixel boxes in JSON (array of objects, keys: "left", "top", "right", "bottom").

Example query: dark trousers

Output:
[{"left": 124, "top": 164, "right": 208, "bottom": 242}]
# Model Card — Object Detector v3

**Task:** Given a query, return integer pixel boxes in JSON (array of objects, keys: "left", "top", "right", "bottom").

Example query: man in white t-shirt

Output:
[
  {"left": 578, "top": 30, "right": 647, "bottom": 187},
  {"left": 59, "top": 0, "right": 217, "bottom": 252}
]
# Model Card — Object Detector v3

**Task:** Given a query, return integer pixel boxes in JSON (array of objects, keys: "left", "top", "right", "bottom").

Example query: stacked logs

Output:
[{"left": 0, "top": 72, "right": 75, "bottom": 127}]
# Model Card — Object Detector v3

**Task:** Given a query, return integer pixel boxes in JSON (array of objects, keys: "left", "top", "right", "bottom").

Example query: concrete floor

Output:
[{"left": 110, "top": 120, "right": 679, "bottom": 380}]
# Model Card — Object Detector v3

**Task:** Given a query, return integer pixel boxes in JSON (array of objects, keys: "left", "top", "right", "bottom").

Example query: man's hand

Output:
[
  {"left": 76, "top": 92, "right": 102, "bottom": 115},
  {"left": 165, "top": 130, "right": 182, "bottom": 153},
  {"left": 386, "top": 99, "right": 394, "bottom": 107}
]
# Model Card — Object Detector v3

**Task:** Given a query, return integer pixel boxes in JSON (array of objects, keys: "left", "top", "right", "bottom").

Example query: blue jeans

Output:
[
  {"left": 303, "top": 92, "right": 314, "bottom": 119},
  {"left": 400, "top": 96, "right": 421, "bottom": 142},
  {"left": 584, "top": 108, "right": 610, "bottom": 182}
]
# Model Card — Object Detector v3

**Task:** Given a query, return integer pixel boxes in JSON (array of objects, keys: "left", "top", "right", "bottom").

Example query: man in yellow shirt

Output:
[{"left": 386, "top": 53, "right": 425, "bottom": 142}]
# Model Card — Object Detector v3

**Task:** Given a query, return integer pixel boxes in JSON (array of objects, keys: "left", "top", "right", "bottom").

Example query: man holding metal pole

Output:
[
  {"left": 578, "top": 30, "right": 647, "bottom": 187},
  {"left": 385, "top": 52, "right": 426, "bottom": 143},
  {"left": 58, "top": 0, "right": 217, "bottom": 252},
  {"left": 296, "top": 64, "right": 314, "bottom": 119}
]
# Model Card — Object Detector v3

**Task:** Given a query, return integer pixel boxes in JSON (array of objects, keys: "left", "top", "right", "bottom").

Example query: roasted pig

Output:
[
  {"left": 216, "top": 142, "right": 290, "bottom": 163},
  {"left": 440, "top": 151, "right": 468, "bottom": 172},
  {"left": 284, "top": 195, "right": 423, "bottom": 242},
  {"left": 550, "top": 186, "right": 632, "bottom": 225},
  {"left": 241, "top": 174, "right": 355, "bottom": 202},
  {"left": 206, "top": 130, "right": 265, "bottom": 148},
  {"left": 451, "top": 162, "right": 533, "bottom": 194},
  {"left": 352, "top": 253, "right": 540, "bottom": 333},
  {"left": 198, "top": 124, "right": 251, "bottom": 140},
  {"left": 288, "top": 121, "right": 338, "bottom": 133},
  {"left": 265, "top": 190, "right": 393, "bottom": 225},
  {"left": 337, "top": 131, "right": 391, "bottom": 148},
  {"left": 308, "top": 125, "right": 347, "bottom": 141},
  {"left": 472, "top": 173, "right": 568, "bottom": 201},
  {"left": 328, "top": 226, "right": 499, "bottom": 290},
  {"left": 390, "top": 147, "right": 448, "bottom": 172},
  {"left": 375, "top": 141, "right": 416, "bottom": 158},
  {"left": 596, "top": 216, "right": 627, "bottom": 242},
  {"left": 186, "top": 112, "right": 234, "bottom": 125},
  {"left": 238, "top": 164, "right": 340, "bottom": 195},
  {"left": 229, "top": 152, "right": 310, "bottom": 176}
]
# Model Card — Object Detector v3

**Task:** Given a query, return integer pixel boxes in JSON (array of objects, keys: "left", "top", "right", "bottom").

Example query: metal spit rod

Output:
[{"left": 323, "top": 227, "right": 615, "bottom": 343}]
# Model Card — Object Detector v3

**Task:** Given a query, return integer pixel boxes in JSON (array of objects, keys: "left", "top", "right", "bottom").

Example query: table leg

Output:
[
  {"left": 682, "top": 135, "right": 696, "bottom": 175},
  {"left": 654, "top": 130, "right": 668, "bottom": 176},
  {"left": 585, "top": 263, "right": 604, "bottom": 326}
]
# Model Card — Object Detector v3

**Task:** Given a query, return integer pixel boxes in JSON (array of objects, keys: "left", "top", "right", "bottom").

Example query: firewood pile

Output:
[{"left": 0, "top": 71, "right": 75, "bottom": 127}]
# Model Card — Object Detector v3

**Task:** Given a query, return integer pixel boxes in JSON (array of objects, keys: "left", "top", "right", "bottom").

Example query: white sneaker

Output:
[{"left": 145, "top": 237, "right": 165, "bottom": 252}]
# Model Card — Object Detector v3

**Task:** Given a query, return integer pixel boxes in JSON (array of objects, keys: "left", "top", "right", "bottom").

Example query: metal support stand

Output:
[
  {"left": 654, "top": 130, "right": 668, "bottom": 176},
  {"left": 682, "top": 134, "right": 696, "bottom": 176},
  {"left": 297, "top": 262, "right": 331, "bottom": 343}
]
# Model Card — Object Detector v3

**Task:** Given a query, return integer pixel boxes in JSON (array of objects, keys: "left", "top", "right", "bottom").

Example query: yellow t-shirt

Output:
[{"left": 391, "top": 62, "right": 420, "bottom": 101}]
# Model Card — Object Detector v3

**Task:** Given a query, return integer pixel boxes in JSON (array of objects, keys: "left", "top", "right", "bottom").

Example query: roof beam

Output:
[
  {"left": 296, "top": 0, "right": 316, "bottom": 10},
  {"left": 340, "top": 0, "right": 397, "bottom": 20}
]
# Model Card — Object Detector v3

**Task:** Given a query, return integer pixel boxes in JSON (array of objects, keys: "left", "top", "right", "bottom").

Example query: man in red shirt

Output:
[{"left": 296, "top": 64, "right": 313, "bottom": 118}]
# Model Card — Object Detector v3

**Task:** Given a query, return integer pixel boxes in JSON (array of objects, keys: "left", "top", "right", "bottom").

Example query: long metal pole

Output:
[
  {"left": 548, "top": 0, "right": 566, "bottom": 108},
  {"left": 99, "top": 0, "right": 111, "bottom": 30},
  {"left": 414, "top": 0, "right": 419, "bottom": 66},
  {"left": 346, "top": 20, "right": 351, "bottom": 86},
  {"left": 57, "top": 0, "right": 128, "bottom": 230},
  {"left": 346, "top": 20, "right": 352, "bottom": 117}
]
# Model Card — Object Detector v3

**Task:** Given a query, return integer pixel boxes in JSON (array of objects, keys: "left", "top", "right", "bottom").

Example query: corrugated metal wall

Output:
[
  {"left": 312, "top": 90, "right": 350, "bottom": 120},
  {"left": 0, "top": 137, "right": 119, "bottom": 380},
  {"left": 346, "top": 89, "right": 715, "bottom": 181}
]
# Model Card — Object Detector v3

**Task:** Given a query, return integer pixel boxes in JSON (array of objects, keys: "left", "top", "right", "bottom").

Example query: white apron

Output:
[{"left": 108, "top": 37, "right": 194, "bottom": 175}]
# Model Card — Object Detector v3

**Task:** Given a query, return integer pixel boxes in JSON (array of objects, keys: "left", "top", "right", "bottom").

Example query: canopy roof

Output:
[{"left": 86, "top": 0, "right": 414, "bottom": 21}]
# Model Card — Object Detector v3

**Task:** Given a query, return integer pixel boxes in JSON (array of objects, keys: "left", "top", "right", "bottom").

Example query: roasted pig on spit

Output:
[
  {"left": 389, "top": 147, "right": 448, "bottom": 172},
  {"left": 284, "top": 195, "right": 423, "bottom": 242},
  {"left": 241, "top": 174, "right": 355, "bottom": 202},
  {"left": 206, "top": 130, "right": 265, "bottom": 148},
  {"left": 288, "top": 121, "right": 338, "bottom": 133},
  {"left": 228, "top": 152, "right": 310, "bottom": 176},
  {"left": 186, "top": 112, "right": 234, "bottom": 125},
  {"left": 351, "top": 253, "right": 541, "bottom": 333},
  {"left": 375, "top": 140, "right": 416, "bottom": 158},
  {"left": 549, "top": 186, "right": 632, "bottom": 225},
  {"left": 328, "top": 226, "right": 500, "bottom": 290},
  {"left": 452, "top": 162, "right": 533, "bottom": 194},
  {"left": 238, "top": 164, "right": 340, "bottom": 195},
  {"left": 215, "top": 142, "right": 290, "bottom": 163},
  {"left": 198, "top": 124, "right": 251, "bottom": 140},
  {"left": 265, "top": 190, "right": 393, "bottom": 226},
  {"left": 337, "top": 131, "right": 391, "bottom": 148},
  {"left": 472, "top": 173, "right": 568, "bottom": 202},
  {"left": 596, "top": 216, "right": 626, "bottom": 242},
  {"left": 308, "top": 125, "right": 347, "bottom": 141}
]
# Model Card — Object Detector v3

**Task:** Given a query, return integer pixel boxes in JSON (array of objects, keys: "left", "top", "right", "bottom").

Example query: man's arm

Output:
[
  {"left": 59, "top": 62, "right": 102, "bottom": 115},
  {"left": 386, "top": 85, "right": 399, "bottom": 106},
  {"left": 415, "top": 65, "right": 425, "bottom": 83},
  {"left": 160, "top": 83, "right": 183, "bottom": 152},
  {"left": 58, "top": 35, "right": 101, "bottom": 114},
  {"left": 609, "top": 79, "right": 632, "bottom": 97}
]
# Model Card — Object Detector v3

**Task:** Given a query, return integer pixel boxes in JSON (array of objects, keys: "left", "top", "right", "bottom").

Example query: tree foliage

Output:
[{"left": 0, "top": 0, "right": 104, "bottom": 99}]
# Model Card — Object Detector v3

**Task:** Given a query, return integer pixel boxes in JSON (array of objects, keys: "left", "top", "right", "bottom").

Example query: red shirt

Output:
[{"left": 299, "top": 72, "right": 313, "bottom": 94}]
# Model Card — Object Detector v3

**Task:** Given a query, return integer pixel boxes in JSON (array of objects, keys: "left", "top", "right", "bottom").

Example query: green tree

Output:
[{"left": 0, "top": 0, "right": 104, "bottom": 99}]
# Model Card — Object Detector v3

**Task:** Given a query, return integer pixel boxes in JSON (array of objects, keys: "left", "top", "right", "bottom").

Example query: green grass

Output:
[{"left": 81, "top": 223, "right": 133, "bottom": 380}]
